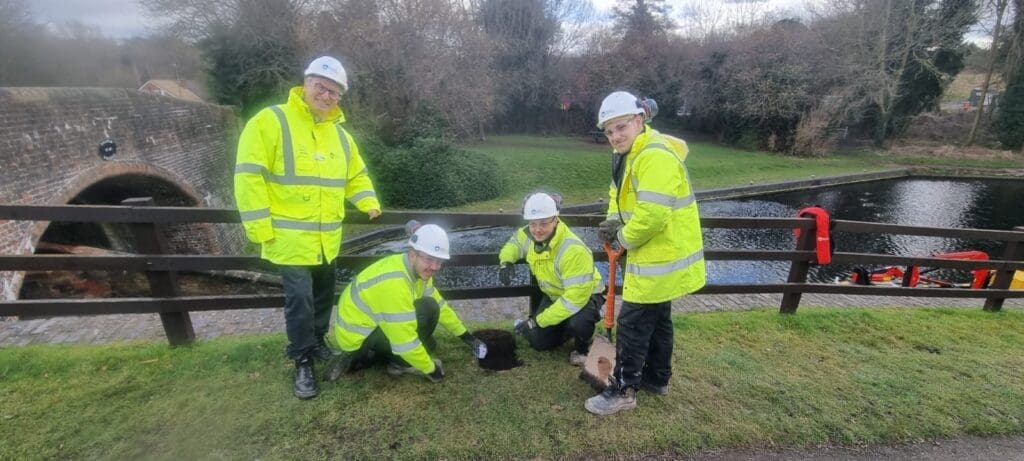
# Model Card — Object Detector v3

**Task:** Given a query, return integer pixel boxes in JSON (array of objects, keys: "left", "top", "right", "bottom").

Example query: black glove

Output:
[
  {"left": 513, "top": 318, "right": 535, "bottom": 336},
  {"left": 498, "top": 263, "right": 515, "bottom": 286},
  {"left": 598, "top": 219, "right": 623, "bottom": 244},
  {"left": 426, "top": 358, "right": 444, "bottom": 383},
  {"left": 460, "top": 333, "right": 488, "bottom": 359}
]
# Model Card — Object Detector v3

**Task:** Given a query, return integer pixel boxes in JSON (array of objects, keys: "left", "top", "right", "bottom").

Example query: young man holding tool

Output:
[{"left": 585, "top": 91, "right": 706, "bottom": 415}]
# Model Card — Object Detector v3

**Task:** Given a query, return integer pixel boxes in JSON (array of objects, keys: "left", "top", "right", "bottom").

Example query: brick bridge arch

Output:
[{"left": 0, "top": 87, "right": 245, "bottom": 300}]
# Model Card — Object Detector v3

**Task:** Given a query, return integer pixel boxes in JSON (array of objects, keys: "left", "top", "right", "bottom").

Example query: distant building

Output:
[
  {"left": 138, "top": 79, "right": 206, "bottom": 103},
  {"left": 968, "top": 87, "right": 1001, "bottom": 109}
]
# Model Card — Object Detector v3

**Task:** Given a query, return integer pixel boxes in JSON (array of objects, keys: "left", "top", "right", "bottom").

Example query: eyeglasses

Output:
[
  {"left": 416, "top": 251, "right": 445, "bottom": 268},
  {"left": 312, "top": 81, "right": 342, "bottom": 100},
  {"left": 603, "top": 115, "right": 639, "bottom": 137},
  {"left": 528, "top": 217, "right": 558, "bottom": 229}
]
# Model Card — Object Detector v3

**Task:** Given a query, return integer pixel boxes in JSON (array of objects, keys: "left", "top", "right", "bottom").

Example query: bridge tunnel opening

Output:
[
  {"left": 20, "top": 174, "right": 218, "bottom": 300},
  {"left": 39, "top": 174, "right": 199, "bottom": 254}
]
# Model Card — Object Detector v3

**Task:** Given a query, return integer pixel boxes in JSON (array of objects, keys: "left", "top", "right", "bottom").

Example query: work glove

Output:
[
  {"left": 513, "top": 318, "right": 536, "bottom": 337},
  {"left": 460, "top": 333, "right": 488, "bottom": 359},
  {"left": 498, "top": 263, "right": 515, "bottom": 286},
  {"left": 597, "top": 219, "right": 623, "bottom": 244},
  {"left": 425, "top": 358, "right": 445, "bottom": 383}
]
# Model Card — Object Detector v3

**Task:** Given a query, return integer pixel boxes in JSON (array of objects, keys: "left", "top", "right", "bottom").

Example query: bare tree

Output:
[
  {"left": 676, "top": 0, "right": 783, "bottom": 45},
  {"left": 815, "top": 0, "right": 978, "bottom": 146},
  {"left": 308, "top": 0, "right": 497, "bottom": 140},
  {"left": 139, "top": 0, "right": 240, "bottom": 41},
  {"left": 967, "top": 0, "right": 1010, "bottom": 145}
]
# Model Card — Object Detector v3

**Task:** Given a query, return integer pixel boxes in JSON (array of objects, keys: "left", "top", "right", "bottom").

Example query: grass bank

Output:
[
  {"left": 456, "top": 135, "right": 891, "bottom": 211},
  {"left": 3, "top": 308, "right": 1024, "bottom": 459}
]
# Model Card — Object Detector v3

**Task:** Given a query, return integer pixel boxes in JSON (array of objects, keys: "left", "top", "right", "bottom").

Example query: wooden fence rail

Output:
[{"left": 1, "top": 200, "right": 1022, "bottom": 345}]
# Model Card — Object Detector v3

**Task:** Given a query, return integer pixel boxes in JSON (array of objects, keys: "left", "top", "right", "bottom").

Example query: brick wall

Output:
[{"left": 0, "top": 87, "right": 245, "bottom": 300}]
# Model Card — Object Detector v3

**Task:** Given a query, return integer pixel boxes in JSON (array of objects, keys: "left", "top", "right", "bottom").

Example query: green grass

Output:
[
  {"left": 877, "top": 151, "right": 1024, "bottom": 169},
  {"left": 423, "top": 134, "right": 1019, "bottom": 212},
  {"left": 4, "top": 308, "right": 1024, "bottom": 459},
  {"left": 456, "top": 135, "right": 893, "bottom": 211}
]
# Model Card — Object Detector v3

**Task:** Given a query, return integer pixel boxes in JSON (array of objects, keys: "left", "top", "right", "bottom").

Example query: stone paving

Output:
[{"left": 1, "top": 293, "right": 1019, "bottom": 346}]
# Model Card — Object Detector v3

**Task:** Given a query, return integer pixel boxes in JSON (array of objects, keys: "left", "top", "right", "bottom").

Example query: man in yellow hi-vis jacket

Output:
[
  {"left": 234, "top": 56, "right": 380, "bottom": 399},
  {"left": 325, "top": 222, "right": 487, "bottom": 383},
  {"left": 585, "top": 91, "right": 706, "bottom": 415},
  {"left": 498, "top": 192, "right": 602, "bottom": 365}
]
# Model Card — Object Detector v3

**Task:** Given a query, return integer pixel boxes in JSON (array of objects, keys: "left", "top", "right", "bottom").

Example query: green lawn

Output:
[
  {"left": 3, "top": 308, "right": 1024, "bottom": 459},
  {"left": 456, "top": 135, "right": 892, "bottom": 211}
]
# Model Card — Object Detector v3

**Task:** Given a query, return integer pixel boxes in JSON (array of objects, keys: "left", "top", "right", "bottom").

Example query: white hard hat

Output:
[
  {"left": 409, "top": 224, "right": 450, "bottom": 260},
  {"left": 304, "top": 56, "right": 348, "bottom": 93},
  {"left": 597, "top": 91, "right": 644, "bottom": 129},
  {"left": 522, "top": 193, "right": 559, "bottom": 220}
]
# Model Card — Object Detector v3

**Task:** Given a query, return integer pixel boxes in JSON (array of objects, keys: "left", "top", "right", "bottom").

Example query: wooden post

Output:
[
  {"left": 123, "top": 197, "right": 195, "bottom": 345},
  {"left": 780, "top": 221, "right": 817, "bottom": 314},
  {"left": 984, "top": 226, "right": 1024, "bottom": 312}
]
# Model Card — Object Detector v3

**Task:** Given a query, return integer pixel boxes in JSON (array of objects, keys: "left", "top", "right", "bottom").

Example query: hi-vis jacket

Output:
[
  {"left": 607, "top": 128, "right": 706, "bottom": 303},
  {"left": 499, "top": 222, "right": 603, "bottom": 327},
  {"left": 328, "top": 253, "right": 468, "bottom": 374},
  {"left": 234, "top": 87, "right": 379, "bottom": 266}
]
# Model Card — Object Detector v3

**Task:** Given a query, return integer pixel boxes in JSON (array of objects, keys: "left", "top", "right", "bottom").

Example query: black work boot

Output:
[{"left": 293, "top": 355, "right": 318, "bottom": 399}]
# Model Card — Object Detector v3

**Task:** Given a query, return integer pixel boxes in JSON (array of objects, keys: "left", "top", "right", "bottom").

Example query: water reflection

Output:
[
  {"left": 344, "top": 179, "right": 1024, "bottom": 287},
  {"left": 702, "top": 178, "right": 1024, "bottom": 284}
]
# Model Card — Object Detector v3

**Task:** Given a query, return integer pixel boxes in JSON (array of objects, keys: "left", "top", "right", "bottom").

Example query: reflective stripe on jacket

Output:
[
  {"left": 234, "top": 86, "right": 379, "bottom": 265},
  {"left": 499, "top": 222, "right": 603, "bottom": 327},
  {"left": 328, "top": 253, "right": 468, "bottom": 374},
  {"left": 606, "top": 128, "right": 706, "bottom": 303}
]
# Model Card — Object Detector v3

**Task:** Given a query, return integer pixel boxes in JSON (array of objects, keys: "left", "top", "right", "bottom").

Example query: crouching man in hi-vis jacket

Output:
[
  {"left": 325, "top": 222, "right": 487, "bottom": 383},
  {"left": 498, "top": 192, "right": 603, "bottom": 366}
]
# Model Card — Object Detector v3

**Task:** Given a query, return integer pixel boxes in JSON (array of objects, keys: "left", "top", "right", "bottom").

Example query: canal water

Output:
[
  {"left": 701, "top": 178, "right": 1024, "bottom": 284},
  {"left": 349, "top": 178, "right": 1024, "bottom": 287}
]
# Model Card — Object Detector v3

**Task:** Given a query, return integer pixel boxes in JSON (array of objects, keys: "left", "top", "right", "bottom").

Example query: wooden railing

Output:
[{"left": 1, "top": 199, "right": 1022, "bottom": 345}]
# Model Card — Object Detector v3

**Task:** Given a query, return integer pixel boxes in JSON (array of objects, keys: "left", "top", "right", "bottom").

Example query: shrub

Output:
[
  {"left": 392, "top": 103, "right": 452, "bottom": 145},
  {"left": 366, "top": 138, "right": 502, "bottom": 209},
  {"left": 995, "top": 78, "right": 1024, "bottom": 150}
]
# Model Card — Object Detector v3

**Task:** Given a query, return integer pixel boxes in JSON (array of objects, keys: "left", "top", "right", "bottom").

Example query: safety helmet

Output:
[
  {"left": 304, "top": 56, "right": 348, "bottom": 93},
  {"left": 522, "top": 193, "right": 559, "bottom": 220},
  {"left": 597, "top": 91, "right": 645, "bottom": 129},
  {"left": 409, "top": 223, "right": 450, "bottom": 260}
]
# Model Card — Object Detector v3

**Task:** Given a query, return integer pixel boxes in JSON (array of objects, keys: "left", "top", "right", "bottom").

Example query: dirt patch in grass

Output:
[{"left": 473, "top": 328, "right": 522, "bottom": 371}]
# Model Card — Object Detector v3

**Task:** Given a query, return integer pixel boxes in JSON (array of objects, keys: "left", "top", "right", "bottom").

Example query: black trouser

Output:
[
  {"left": 279, "top": 259, "right": 337, "bottom": 360},
  {"left": 347, "top": 297, "right": 441, "bottom": 371},
  {"left": 613, "top": 300, "right": 673, "bottom": 390},
  {"left": 525, "top": 294, "right": 602, "bottom": 354}
]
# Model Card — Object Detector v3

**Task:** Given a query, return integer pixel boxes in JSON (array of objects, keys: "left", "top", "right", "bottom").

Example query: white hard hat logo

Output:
[{"left": 305, "top": 56, "right": 348, "bottom": 92}]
